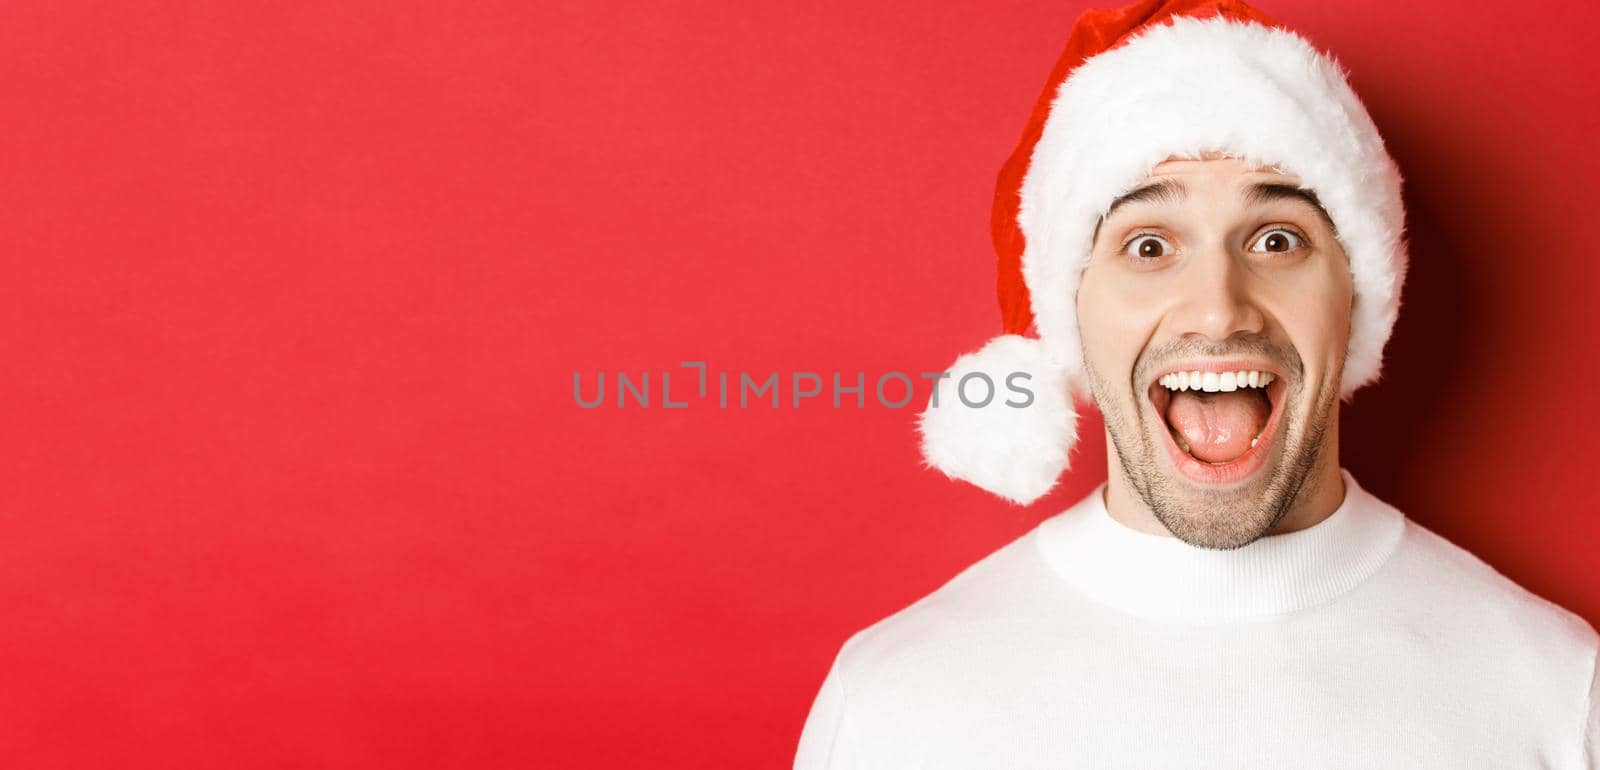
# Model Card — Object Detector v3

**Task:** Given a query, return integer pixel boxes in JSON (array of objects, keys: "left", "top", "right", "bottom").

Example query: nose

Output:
[{"left": 1167, "top": 245, "right": 1265, "bottom": 343}]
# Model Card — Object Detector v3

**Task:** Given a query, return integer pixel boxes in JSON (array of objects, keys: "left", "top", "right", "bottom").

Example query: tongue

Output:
[{"left": 1166, "top": 389, "right": 1269, "bottom": 464}]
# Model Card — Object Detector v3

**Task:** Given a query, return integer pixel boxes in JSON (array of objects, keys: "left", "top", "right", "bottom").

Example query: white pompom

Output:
[{"left": 916, "top": 334, "right": 1078, "bottom": 505}]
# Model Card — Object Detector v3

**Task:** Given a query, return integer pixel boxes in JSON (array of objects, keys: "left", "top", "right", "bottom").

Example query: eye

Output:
[
  {"left": 1249, "top": 228, "right": 1305, "bottom": 254},
  {"left": 1123, "top": 234, "right": 1173, "bottom": 261}
]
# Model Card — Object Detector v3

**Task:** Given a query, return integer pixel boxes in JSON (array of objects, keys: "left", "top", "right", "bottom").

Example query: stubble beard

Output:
[{"left": 1083, "top": 339, "right": 1341, "bottom": 550}]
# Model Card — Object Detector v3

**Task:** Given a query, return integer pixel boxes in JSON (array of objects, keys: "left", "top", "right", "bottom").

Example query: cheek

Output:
[
  {"left": 1076, "top": 266, "right": 1159, "bottom": 371},
  {"left": 1268, "top": 265, "right": 1355, "bottom": 369}
]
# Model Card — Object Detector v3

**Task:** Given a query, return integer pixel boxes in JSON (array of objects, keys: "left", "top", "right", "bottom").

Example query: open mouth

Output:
[{"left": 1145, "top": 367, "right": 1288, "bottom": 486}]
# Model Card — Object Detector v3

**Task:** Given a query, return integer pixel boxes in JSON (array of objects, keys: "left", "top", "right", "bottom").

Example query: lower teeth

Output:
[{"left": 1169, "top": 428, "right": 1264, "bottom": 461}]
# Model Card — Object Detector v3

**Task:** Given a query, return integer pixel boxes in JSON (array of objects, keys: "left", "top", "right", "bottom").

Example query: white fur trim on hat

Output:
[
  {"left": 917, "top": 334, "right": 1078, "bottom": 505},
  {"left": 1021, "top": 15, "right": 1407, "bottom": 398}
]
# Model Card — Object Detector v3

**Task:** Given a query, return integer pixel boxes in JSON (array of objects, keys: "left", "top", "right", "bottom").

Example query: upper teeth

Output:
[{"left": 1159, "top": 370, "right": 1275, "bottom": 392}]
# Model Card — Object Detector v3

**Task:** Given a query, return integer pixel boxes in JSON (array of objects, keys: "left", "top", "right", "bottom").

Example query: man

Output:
[{"left": 794, "top": 0, "right": 1600, "bottom": 767}]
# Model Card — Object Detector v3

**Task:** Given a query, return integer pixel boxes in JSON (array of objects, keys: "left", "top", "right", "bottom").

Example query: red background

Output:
[{"left": 4, "top": 1, "right": 1598, "bottom": 767}]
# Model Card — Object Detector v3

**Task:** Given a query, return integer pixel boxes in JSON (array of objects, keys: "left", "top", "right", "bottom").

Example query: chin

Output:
[{"left": 1150, "top": 489, "right": 1289, "bottom": 549}]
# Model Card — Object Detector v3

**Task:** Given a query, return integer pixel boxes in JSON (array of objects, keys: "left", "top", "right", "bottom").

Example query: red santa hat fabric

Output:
[{"left": 918, "top": 0, "right": 1408, "bottom": 504}]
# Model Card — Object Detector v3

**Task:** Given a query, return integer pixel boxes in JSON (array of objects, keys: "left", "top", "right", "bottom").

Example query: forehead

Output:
[
  {"left": 1146, "top": 155, "right": 1302, "bottom": 186},
  {"left": 1099, "top": 154, "right": 1337, "bottom": 235}
]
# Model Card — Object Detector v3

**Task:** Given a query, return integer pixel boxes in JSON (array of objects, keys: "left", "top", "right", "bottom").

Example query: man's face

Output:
[{"left": 1076, "top": 155, "right": 1353, "bottom": 549}]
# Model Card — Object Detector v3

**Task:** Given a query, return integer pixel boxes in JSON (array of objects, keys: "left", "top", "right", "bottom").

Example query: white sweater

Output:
[{"left": 795, "top": 469, "right": 1599, "bottom": 769}]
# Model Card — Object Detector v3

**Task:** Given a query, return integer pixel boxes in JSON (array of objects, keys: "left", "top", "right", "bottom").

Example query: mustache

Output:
[{"left": 1132, "top": 335, "right": 1302, "bottom": 386}]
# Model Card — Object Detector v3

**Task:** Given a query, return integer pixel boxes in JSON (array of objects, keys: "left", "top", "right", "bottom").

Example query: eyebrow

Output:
[
  {"left": 1103, "top": 178, "right": 1187, "bottom": 219},
  {"left": 1244, "top": 182, "right": 1338, "bottom": 234},
  {"left": 1097, "top": 179, "right": 1339, "bottom": 236}
]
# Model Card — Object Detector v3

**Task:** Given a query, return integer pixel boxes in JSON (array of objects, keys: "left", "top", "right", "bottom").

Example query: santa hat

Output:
[{"left": 917, "top": 0, "right": 1408, "bottom": 505}]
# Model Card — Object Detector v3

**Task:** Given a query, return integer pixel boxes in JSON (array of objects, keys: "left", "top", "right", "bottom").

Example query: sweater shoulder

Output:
[
  {"left": 1391, "top": 515, "right": 1598, "bottom": 661},
  {"left": 831, "top": 526, "right": 1056, "bottom": 682}
]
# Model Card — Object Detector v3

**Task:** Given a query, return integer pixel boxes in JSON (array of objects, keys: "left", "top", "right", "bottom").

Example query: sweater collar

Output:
[{"left": 1034, "top": 468, "right": 1405, "bottom": 623}]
